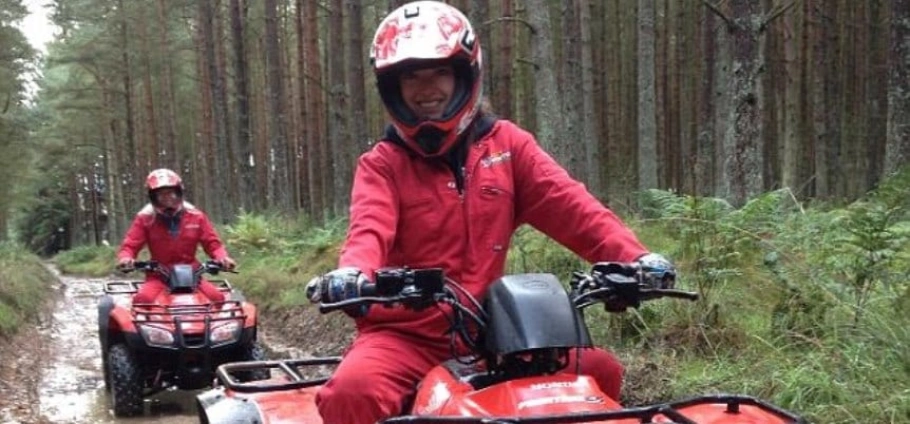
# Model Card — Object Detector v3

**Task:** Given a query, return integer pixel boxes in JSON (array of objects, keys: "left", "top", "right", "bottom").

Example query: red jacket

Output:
[
  {"left": 340, "top": 118, "right": 648, "bottom": 338},
  {"left": 117, "top": 202, "right": 229, "bottom": 268}
]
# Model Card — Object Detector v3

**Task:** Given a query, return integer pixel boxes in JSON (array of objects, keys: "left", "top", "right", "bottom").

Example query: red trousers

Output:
[
  {"left": 315, "top": 330, "right": 623, "bottom": 424},
  {"left": 133, "top": 277, "right": 226, "bottom": 304}
]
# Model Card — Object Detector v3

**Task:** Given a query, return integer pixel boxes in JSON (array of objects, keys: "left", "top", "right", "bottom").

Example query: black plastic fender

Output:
[{"left": 197, "top": 387, "right": 264, "bottom": 424}]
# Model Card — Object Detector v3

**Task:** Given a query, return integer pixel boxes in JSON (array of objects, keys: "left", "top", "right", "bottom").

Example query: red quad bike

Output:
[
  {"left": 98, "top": 260, "right": 268, "bottom": 417},
  {"left": 196, "top": 263, "right": 808, "bottom": 424}
]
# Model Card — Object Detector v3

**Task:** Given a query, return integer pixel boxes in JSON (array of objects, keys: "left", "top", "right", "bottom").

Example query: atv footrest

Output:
[{"left": 216, "top": 357, "right": 342, "bottom": 393}]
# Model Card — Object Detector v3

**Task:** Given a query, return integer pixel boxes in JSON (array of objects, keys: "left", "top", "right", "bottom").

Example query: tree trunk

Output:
[
  {"left": 559, "top": 0, "right": 584, "bottom": 181},
  {"left": 637, "top": 0, "right": 657, "bottom": 191},
  {"left": 344, "top": 0, "right": 367, "bottom": 213},
  {"left": 137, "top": 4, "right": 160, "bottom": 169},
  {"left": 494, "top": 0, "right": 514, "bottom": 119},
  {"left": 325, "top": 0, "right": 346, "bottom": 221},
  {"left": 155, "top": 0, "right": 179, "bottom": 170},
  {"left": 230, "top": 0, "right": 255, "bottom": 212},
  {"left": 527, "top": 0, "right": 561, "bottom": 152},
  {"left": 723, "top": 0, "right": 764, "bottom": 206},
  {"left": 578, "top": 0, "right": 601, "bottom": 197},
  {"left": 305, "top": 0, "right": 327, "bottom": 221},
  {"left": 886, "top": 0, "right": 910, "bottom": 175},
  {"left": 118, "top": 0, "right": 138, "bottom": 214},
  {"left": 264, "top": 0, "right": 292, "bottom": 212}
]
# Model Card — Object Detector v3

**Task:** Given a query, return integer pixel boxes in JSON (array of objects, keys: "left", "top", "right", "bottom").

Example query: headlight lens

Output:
[
  {"left": 210, "top": 321, "right": 241, "bottom": 344},
  {"left": 139, "top": 325, "right": 174, "bottom": 346}
]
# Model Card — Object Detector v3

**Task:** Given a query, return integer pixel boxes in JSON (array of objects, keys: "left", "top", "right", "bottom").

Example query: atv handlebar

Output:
[
  {"left": 317, "top": 262, "right": 697, "bottom": 314},
  {"left": 318, "top": 268, "right": 447, "bottom": 314},
  {"left": 569, "top": 262, "right": 698, "bottom": 310},
  {"left": 119, "top": 260, "right": 237, "bottom": 277}
]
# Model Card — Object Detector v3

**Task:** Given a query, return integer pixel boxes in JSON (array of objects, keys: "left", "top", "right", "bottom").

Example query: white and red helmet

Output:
[
  {"left": 146, "top": 168, "right": 184, "bottom": 203},
  {"left": 370, "top": 1, "right": 483, "bottom": 157}
]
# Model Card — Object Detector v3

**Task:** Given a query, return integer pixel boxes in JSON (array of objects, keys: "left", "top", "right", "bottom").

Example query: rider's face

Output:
[
  {"left": 399, "top": 64, "right": 455, "bottom": 120},
  {"left": 154, "top": 188, "right": 181, "bottom": 209}
]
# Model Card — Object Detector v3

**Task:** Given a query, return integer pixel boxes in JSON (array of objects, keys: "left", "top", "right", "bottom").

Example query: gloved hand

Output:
[
  {"left": 305, "top": 267, "right": 371, "bottom": 304},
  {"left": 117, "top": 257, "right": 135, "bottom": 272},
  {"left": 217, "top": 256, "right": 237, "bottom": 271},
  {"left": 636, "top": 253, "right": 676, "bottom": 289}
]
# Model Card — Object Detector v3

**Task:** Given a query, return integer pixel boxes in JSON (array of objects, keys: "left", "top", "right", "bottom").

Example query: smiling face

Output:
[
  {"left": 398, "top": 64, "right": 456, "bottom": 120},
  {"left": 153, "top": 187, "right": 182, "bottom": 211}
]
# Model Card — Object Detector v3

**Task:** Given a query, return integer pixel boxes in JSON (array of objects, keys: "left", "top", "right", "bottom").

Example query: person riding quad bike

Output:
[
  {"left": 98, "top": 168, "right": 266, "bottom": 417},
  {"left": 303, "top": 2, "right": 676, "bottom": 424},
  {"left": 117, "top": 168, "right": 236, "bottom": 303}
]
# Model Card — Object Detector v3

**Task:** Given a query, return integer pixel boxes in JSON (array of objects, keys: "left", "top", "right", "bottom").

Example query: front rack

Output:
[{"left": 216, "top": 357, "right": 343, "bottom": 393}]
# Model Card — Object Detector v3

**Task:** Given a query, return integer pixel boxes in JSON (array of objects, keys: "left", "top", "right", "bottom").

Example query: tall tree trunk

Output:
[
  {"left": 810, "top": 0, "right": 829, "bottom": 198},
  {"left": 118, "top": 0, "right": 138, "bottom": 214},
  {"left": 213, "top": 0, "right": 234, "bottom": 218},
  {"left": 155, "top": 0, "right": 179, "bottom": 170},
  {"left": 137, "top": 4, "right": 160, "bottom": 169},
  {"left": 696, "top": 1, "right": 717, "bottom": 196},
  {"left": 527, "top": 0, "right": 561, "bottom": 152},
  {"left": 305, "top": 0, "right": 327, "bottom": 221},
  {"left": 559, "top": 0, "right": 584, "bottom": 180},
  {"left": 578, "top": 0, "right": 601, "bottom": 197},
  {"left": 344, "top": 0, "right": 367, "bottom": 213},
  {"left": 230, "top": 0, "right": 255, "bottom": 212},
  {"left": 295, "top": 0, "right": 312, "bottom": 213},
  {"left": 637, "top": 0, "right": 657, "bottom": 191},
  {"left": 886, "top": 0, "right": 910, "bottom": 175},
  {"left": 781, "top": 1, "right": 805, "bottom": 194},
  {"left": 712, "top": 0, "right": 733, "bottom": 199},
  {"left": 325, "top": 0, "right": 346, "bottom": 221},
  {"left": 867, "top": 0, "right": 888, "bottom": 185},
  {"left": 494, "top": 0, "right": 514, "bottom": 119},
  {"left": 722, "top": 0, "right": 764, "bottom": 205},
  {"left": 264, "top": 0, "right": 291, "bottom": 211}
]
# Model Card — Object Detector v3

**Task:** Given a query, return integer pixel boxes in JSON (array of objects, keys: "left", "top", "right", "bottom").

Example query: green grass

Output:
[
  {"left": 0, "top": 241, "right": 55, "bottom": 337},
  {"left": 53, "top": 244, "right": 117, "bottom": 277}
]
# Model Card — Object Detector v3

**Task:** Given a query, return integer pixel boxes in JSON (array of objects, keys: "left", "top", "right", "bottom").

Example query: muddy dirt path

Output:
[{"left": 0, "top": 267, "right": 306, "bottom": 424}]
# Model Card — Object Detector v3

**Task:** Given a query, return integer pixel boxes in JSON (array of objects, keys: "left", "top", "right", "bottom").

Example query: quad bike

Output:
[
  {"left": 97, "top": 260, "right": 268, "bottom": 417},
  {"left": 196, "top": 263, "right": 808, "bottom": 424}
]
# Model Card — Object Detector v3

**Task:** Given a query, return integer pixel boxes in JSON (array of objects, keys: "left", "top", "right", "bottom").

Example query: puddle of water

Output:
[{"left": 37, "top": 275, "right": 201, "bottom": 424}]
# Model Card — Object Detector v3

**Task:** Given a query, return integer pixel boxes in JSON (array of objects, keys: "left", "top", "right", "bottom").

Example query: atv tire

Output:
[
  {"left": 235, "top": 342, "right": 269, "bottom": 382},
  {"left": 108, "top": 343, "right": 144, "bottom": 416}
]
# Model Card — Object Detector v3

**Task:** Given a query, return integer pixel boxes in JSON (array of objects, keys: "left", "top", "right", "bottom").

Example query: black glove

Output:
[
  {"left": 306, "top": 268, "right": 371, "bottom": 317},
  {"left": 636, "top": 253, "right": 676, "bottom": 289}
]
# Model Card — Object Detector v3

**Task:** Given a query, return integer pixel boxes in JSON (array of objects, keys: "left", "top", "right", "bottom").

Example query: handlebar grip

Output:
[{"left": 648, "top": 289, "right": 699, "bottom": 301}]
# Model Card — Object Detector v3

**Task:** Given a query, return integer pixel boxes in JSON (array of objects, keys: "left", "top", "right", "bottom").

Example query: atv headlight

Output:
[
  {"left": 210, "top": 321, "right": 241, "bottom": 344},
  {"left": 139, "top": 325, "right": 175, "bottom": 346}
]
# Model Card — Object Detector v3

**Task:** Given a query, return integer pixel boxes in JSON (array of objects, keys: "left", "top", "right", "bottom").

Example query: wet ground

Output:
[{"left": 0, "top": 269, "right": 307, "bottom": 424}]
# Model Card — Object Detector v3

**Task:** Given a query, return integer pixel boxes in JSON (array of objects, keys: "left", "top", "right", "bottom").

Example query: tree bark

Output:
[
  {"left": 637, "top": 0, "right": 657, "bottom": 191},
  {"left": 722, "top": 0, "right": 765, "bottom": 206},
  {"left": 886, "top": 0, "right": 910, "bottom": 175},
  {"left": 264, "top": 0, "right": 292, "bottom": 211},
  {"left": 527, "top": 0, "right": 561, "bottom": 152}
]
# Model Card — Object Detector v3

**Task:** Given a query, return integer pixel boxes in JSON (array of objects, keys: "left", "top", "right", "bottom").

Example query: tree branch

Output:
[
  {"left": 700, "top": 0, "right": 735, "bottom": 30},
  {"left": 762, "top": 0, "right": 800, "bottom": 30},
  {"left": 481, "top": 16, "right": 536, "bottom": 34}
]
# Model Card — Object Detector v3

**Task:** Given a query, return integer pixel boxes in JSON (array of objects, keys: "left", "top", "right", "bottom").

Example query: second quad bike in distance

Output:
[
  {"left": 98, "top": 260, "right": 268, "bottom": 417},
  {"left": 196, "top": 262, "right": 808, "bottom": 424}
]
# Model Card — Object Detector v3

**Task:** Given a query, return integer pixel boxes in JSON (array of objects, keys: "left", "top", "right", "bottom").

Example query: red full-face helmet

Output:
[{"left": 370, "top": 1, "right": 483, "bottom": 157}]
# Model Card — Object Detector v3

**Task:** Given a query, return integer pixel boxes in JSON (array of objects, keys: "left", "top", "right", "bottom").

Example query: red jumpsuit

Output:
[
  {"left": 317, "top": 117, "right": 648, "bottom": 424},
  {"left": 117, "top": 202, "right": 228, "bottom": 304}
]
